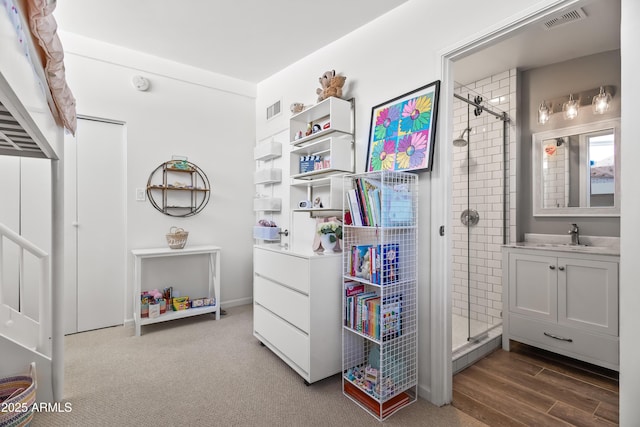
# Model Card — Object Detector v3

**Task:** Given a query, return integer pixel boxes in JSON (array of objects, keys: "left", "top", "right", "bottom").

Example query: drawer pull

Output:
[
  {"left": 544, "top": 332, "right": 573, "bottom": 342},
  {"left": 549, "top": 265, "right": 556, "bottom": 270}
]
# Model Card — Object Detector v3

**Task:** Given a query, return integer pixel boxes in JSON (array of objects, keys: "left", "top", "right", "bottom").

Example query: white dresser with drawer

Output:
[{"left": 253, "top": 244, "right": 342, "bottom": 384}]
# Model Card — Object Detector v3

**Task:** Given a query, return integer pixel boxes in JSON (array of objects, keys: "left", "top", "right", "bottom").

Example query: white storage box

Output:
[
  {"left": 253, "top": 198, "right": 282, "bottom": 212},
  {"left": 254, "top": 168, "right": 282, "bottom": 184},
  {"left": 253, "top": 226, "right": 281, "bottom": 240},
  {"left": 254, "top": 140, "right": 282, "bottom": 161}
]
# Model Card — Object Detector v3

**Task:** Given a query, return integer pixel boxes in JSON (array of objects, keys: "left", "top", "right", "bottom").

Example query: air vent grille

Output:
[
  {"left": 543, "top": 8, "right": 587, "bottom": 30},
  {"left": 266, "top": 100, "right": 281, "bottom": 120}
]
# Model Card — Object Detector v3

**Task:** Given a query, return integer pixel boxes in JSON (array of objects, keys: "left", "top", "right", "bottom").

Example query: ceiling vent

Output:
[
  {"left": 542, "top": 7, "right": 587, "bottom": 30},
  {"left": 266, "top": 100, "right": 281, "bottom": 120}
]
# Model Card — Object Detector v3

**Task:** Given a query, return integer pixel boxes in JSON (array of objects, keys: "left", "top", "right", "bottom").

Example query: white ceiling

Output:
[
  {"left": 53, "top": 1, "right": 619, "bottom": 86},
  {"left": 53, "top": 0, "right": 408, "bottom": 83},
  {"left": 454, "top": 0, "right": 620, "bottom": 85}
]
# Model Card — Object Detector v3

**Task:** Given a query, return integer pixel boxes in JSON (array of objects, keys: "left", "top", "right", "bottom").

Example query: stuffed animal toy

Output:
[
  {"left": 356, "top": 251, "right": 371, "bottom": 280},
  {"left": 316, "top": 70, "right": 335, "bottom": 102},
  {"left": 324, "top": 75, "right": 346, "bottom": 99}
]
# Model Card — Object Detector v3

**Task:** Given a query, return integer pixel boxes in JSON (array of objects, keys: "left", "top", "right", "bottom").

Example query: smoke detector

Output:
[{"left": 132, "top": 75, "right": 150, "bottom": 91}]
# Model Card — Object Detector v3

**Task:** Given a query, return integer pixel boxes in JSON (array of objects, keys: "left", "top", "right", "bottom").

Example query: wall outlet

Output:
[{"left": 136, "top": 188, "right": 146, "bottom": 201}]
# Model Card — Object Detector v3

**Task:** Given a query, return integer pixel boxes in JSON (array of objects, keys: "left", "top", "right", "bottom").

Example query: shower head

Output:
[{"left": 453, "top": 128, "right": 471, "bottom": 147}]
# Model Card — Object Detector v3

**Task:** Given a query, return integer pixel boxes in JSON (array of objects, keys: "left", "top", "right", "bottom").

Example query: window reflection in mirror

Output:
[
  {"left": 533, "top": 118, "right": 620, "bottom": 217},
  {"left": 541, "top": 129, "right": 614, "bottom": 209}
]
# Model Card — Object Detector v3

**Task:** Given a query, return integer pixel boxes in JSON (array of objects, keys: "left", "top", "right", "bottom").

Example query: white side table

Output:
[{"left": 132, "top": 245, "right": 221, "bottom": 336}]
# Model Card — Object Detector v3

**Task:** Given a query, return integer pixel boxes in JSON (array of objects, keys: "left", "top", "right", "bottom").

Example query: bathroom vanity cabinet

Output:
[{"left": 502, "top": 246, "right": 619, "bottom": 371}]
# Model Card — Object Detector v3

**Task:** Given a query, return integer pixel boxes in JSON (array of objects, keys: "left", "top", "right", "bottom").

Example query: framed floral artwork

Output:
[{"left": 365, "top": 80, "right": 440, "bottom": 173}]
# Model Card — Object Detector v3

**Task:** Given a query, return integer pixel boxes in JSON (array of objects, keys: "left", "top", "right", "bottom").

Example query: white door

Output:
[{"left": 64, "top": 118, "right": 126, "bottom": 333}]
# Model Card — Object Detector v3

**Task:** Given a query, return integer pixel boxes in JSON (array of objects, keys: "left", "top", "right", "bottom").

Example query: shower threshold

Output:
[{"left": 452, "top": 323, "right": 502, "bottom": 374}]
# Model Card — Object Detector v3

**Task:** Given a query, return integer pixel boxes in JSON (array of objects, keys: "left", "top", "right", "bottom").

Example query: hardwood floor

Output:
[{"left": 453, "top": 341, "right": 619, "bottom": 426}]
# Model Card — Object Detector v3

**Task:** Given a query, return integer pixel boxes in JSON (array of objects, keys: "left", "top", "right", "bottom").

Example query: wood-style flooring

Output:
[{"left": 452, "top": 341, "right": 619, "bottom": 426}]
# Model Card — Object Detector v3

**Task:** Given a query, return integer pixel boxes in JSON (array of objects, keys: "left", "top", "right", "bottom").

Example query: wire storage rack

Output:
[{"left": 341, "top": 170, "right": 418, "bottom": 420}]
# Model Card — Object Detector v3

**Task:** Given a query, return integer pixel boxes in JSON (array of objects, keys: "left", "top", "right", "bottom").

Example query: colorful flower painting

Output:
[{"left": 366, "top": 81, "right": 440, "bottom": 173}]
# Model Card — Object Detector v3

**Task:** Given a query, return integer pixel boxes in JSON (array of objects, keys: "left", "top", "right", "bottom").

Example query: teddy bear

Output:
[
  {"left": 324, "top": 75, "right": 346, "bottom": 99},
  {"left": 356, "top": 251, "right": 371, "bottom": 280},
  {"left": 316, "top": 70, "right": 335, "bottom": 102}
]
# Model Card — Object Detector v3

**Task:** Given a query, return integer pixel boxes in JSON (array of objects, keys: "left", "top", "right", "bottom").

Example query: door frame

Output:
[{"left": 430, "top": 0, "right": 583, "bottom": 406}]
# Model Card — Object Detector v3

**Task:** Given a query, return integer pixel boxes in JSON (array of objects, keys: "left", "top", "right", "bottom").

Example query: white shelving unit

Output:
[
  {"left": 254, "top": 140, "right": 282, "bottom": 161},
  {"left": 254, "top": 138, "right": 283, "bottom": 237},
  {"left": 290, "top": 134, "right": 353, "bottom": 180},
  {"left": 341, "top": 171, "right": 418, "bottom": 420},
  {"left": 289, "top": 96, "right": 352, "bottom": 144},
  {"left": 289, "top": 97, "right": 354, "bottom": 216},
  {"left": 132, "top": 245, "right": 221, "bottom": 336},
  {"left": 290, "top": 175, "right": 345, "bottom": 215},
  {"left": 254, "top": 168, "right": 282, "bottom": 185}
]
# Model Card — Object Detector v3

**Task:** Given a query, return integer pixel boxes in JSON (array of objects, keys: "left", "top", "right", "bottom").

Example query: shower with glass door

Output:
[{"left": 451, "top": 84, "right": 510, "bottom": 358}]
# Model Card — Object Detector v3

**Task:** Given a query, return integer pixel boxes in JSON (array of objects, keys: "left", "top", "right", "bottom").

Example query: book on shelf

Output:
[
  {"left": 343, "top": 381, "right": 411, "bottom": 418},
  {"left": 347, "top": 189, "right": 364, "bottom": 226},
  {"left": 349, "top": 243, "right": 398, "bottom": 285},
  {"left": 347, "top": 177, "right": 413, "bottom": 228},
  {"left": 356, "top": 292, "right": 378, "bottom": 333},
  {"left": 380, "top": 243, "right": 399, "bottom": 285},
  {"left": 382, "top": 293, "right": 403, "bottom": 341},
  {"left": 344, "top": 282, "right": 365, "bottom": 328}
]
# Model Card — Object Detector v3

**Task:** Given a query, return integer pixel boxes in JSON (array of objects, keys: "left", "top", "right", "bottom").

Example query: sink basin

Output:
[
  {"left": 516, "top": 233, "right": 620, "bottom": 255},
  {"left": 532, "top": 243, "right": 589, "bottom": 248},
  {"left": 526, "top": 242, "right": 613, "bottom": 252}
]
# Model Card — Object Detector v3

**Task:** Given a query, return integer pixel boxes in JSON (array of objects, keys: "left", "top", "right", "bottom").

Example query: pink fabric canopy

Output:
[{"left": 25, "top": 0, "right": 76, "bottom": 135}]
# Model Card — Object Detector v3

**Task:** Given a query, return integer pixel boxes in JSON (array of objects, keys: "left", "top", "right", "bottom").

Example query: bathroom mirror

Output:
[{"left": 532, "top": 118, "right": 620, "bottom": 217}]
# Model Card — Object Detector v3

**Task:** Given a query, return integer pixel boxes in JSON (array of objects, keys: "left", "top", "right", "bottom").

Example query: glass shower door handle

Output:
[{"left": 460, "top": 209, "right": 479, "bottom": 226}]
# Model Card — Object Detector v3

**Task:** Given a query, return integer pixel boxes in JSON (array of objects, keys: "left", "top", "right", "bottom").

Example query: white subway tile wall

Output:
[{"left": 452, "top": 69, "right": 517, "bottom": 334}]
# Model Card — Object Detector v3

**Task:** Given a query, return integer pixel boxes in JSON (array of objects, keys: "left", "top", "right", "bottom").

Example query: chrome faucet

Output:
[{"left": 568, "top": 223, "right": 580, "bottom": 245}]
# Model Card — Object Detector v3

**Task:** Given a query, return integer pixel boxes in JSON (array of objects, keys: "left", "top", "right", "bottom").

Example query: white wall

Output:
[
  {"left": 256, "top": 0, "right": 566, "bottom": 401},
  {"left": 59, "top": 33, "right": 257, "bottom": 320},
  {"left": 619, "top": 0, "right": 640, "bottom": 423}
]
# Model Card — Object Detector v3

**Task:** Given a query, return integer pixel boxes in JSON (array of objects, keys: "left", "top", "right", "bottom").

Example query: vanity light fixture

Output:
[
  {"left": 563, "top": 93, "right": 579, "bottom": 120},
  {"left": 537, "top": 85, "right": 615, "bottom": 125},
  {"left": 538, "top": 101, "right": 550, "bottom": 125},
  {"left": 592, "top": 86, "right": 612, "bottom": 114}
]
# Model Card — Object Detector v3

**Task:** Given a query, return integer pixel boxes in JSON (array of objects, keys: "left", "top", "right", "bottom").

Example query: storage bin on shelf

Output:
[{"left": 253, "top": 226, "right": 281, "bottom": 240}]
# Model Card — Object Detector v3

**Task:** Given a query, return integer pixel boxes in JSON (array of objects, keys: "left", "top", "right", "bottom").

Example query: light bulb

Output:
[
  {"left": 563, "top": 94, "right": 578, "bottom": 120},
  {"left": 538, "top": 101, "right": 550, "bottom": 125},
  {"left": 592, "top": 86, "right": 611, "bottom": 114}
]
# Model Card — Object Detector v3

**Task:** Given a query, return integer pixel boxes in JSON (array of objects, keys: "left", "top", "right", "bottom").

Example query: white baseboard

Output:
[
  {"left": 221, "top": 297, "right": 252, "bottom": 308},
  {"left": 418, "top": 383, "right": 433, "bottom": 404}
]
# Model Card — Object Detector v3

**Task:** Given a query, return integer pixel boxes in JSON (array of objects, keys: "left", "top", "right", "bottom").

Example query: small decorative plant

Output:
[{"left": 317, "top": 221, "right": 343, "bottom": 242}]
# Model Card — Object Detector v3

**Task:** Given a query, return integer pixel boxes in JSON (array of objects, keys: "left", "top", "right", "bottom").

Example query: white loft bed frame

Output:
[{"left": 0, "top": 2, "right": 65, "bottom": 402}]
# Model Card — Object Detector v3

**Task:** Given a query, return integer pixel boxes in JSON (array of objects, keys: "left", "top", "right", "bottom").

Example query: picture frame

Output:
[{"left": 365, "top": 80, "right": 440, "bottom": 173}]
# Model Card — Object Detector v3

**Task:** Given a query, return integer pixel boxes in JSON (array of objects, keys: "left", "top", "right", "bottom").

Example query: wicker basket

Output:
[
  {"left": 0, "top": 363, "right": 36, "bottom": 426},
  {"left": 166, "top": 227, "right": 189, "bottom": 249}
]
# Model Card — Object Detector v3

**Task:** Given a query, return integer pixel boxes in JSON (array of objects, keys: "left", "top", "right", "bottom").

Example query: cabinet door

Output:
[
  {"left": 508, "top": 252, "right": 557, "bottom": 322},
  {"left": 558, "top": 257, "right": 618, "bottom": 336}
]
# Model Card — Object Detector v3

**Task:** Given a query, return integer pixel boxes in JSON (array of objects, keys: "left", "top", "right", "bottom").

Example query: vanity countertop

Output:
[{"left": 503, "top": 233, "right": 620, "bottom": 256}]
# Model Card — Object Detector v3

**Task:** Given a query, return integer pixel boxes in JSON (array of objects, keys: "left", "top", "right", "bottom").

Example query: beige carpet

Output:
[{"left": 32, "top": 304, "right": 486, "bottom": 426}]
